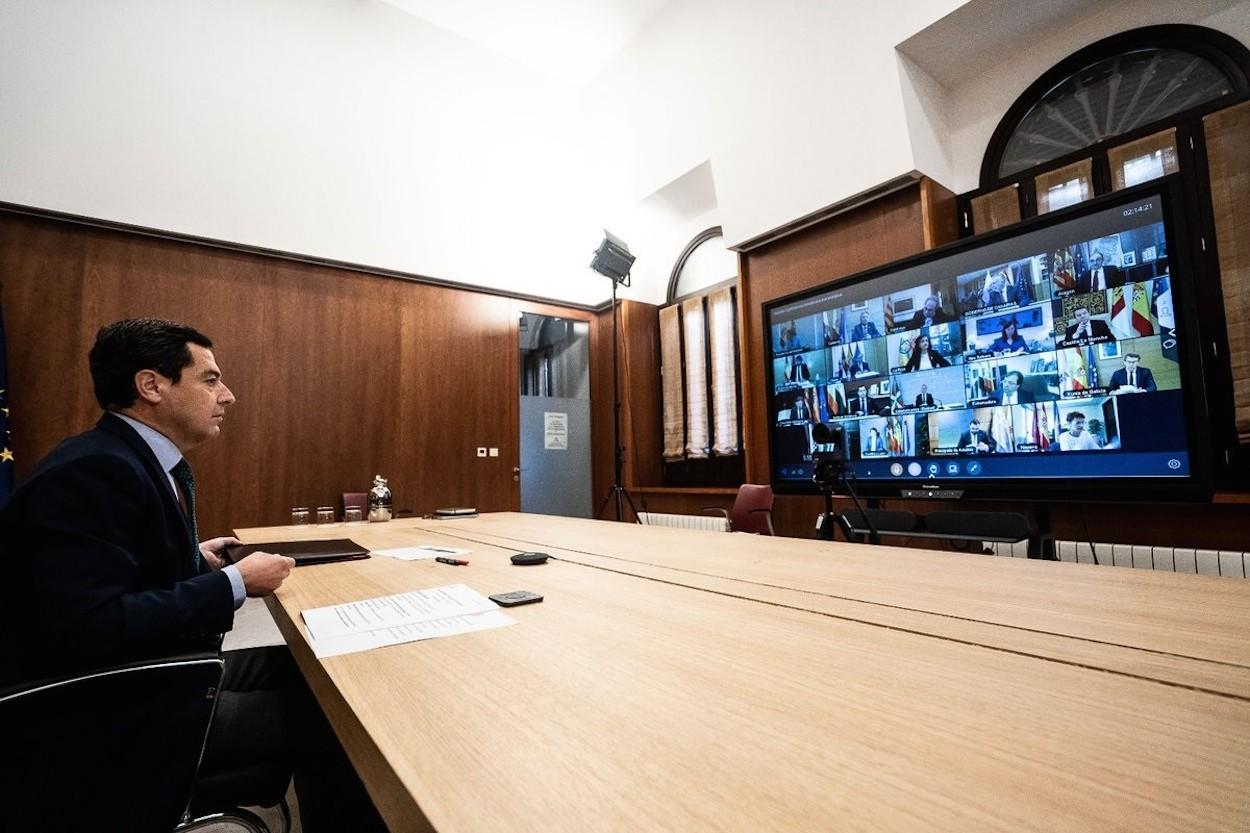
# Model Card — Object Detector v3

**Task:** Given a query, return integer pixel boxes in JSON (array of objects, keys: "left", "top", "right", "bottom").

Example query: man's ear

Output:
[{"left": 133, "top": 369, "right": 164, "bottom": 404}]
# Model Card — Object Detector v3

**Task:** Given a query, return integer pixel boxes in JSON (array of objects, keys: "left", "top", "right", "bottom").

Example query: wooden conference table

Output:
[{"left": 234, "top": 513, "right": 1250, "bottom": 833}]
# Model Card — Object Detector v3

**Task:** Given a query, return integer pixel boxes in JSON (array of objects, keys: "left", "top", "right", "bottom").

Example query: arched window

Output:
[
  {"left": 982, "top": 25, "right": 1250, "bottom": 187},
  {"left": 666, "top": 227, "right": 738, "bottom": 303},
  {"left": 658, "top": 227, "right": 744, "bottom": 485}
]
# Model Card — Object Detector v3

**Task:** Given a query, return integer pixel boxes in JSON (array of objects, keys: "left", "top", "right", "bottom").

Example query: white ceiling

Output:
[{"left": 380, "top": 0, "right": 674, "bottom": 85}]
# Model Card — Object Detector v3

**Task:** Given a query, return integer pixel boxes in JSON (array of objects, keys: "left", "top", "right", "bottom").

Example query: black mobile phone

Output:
[{"left": 489, "top": 590, "right": 544, "bottom": 607}]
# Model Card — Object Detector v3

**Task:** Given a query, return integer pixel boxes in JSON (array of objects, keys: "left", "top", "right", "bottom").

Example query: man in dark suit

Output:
[
  {"left": 990, "top": 371, "right": 1036, "bottom": 405},
  {"left": 957, "top": 419, "right": 997, "bottom": 454},
  {"left": 786, "top": 354, "right": 811, "bottom": 383},
  {"left": 914, "top": 383, "right": 937, "bottom": 408},
  {"left": 850, "top": 311, "right": 880, "bottom": 341},
  {"left": 1077, "top": 251, "right": 1124, "bottom": 294},
  {"left": 849, "top": 386, "right": 880, "bottom": 416},
  {"left": 907, "top": 295, "right": 950, "bottom": 329},
  {"left": 1108, "top": 352, "right": 1157, "bottom": 394},
  {"left": 0, "top": 319, "right": 383, "bottom": 832},
  {"left": 1062, "top": 306, "right": 1115, "bottom": 344}
]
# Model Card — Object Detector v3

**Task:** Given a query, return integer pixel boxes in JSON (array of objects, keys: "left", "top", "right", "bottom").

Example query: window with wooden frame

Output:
[{"left": 659, "top": 228, "right": 745, "bottom": 486}]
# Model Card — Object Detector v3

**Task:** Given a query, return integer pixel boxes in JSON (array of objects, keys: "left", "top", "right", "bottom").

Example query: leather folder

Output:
[{"left": 227, "top": 538, "right": 370, "bottom": 566}]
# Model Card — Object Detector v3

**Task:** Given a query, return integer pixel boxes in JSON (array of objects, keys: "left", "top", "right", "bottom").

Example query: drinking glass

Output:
[
  {"left": 344, "top": 507, "right": 364, "bottom": 524},
  {"left": 315, "top": 506, "right": 335, "bottom": 525},
  {"left": 290, "top": 507, "right": 310, "bottom": 526}
]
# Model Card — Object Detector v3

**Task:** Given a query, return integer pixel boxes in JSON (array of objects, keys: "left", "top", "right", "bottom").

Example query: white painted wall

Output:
[
  {"left": 0, "top": 0, "right": 612, "bottom": 305},
  {"left": 2, "top": 0, "right": 1246, "bottom": 307},
  {"left": 917, "top": 0, "right": 1250, "bottom": 194}
]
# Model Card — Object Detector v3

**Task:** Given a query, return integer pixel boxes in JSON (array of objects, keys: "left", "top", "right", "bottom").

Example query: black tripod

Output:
[
  {"left": 597, "top": 275, "right": 640, "bottom": 522},
  {"left": 810, "top": 424, "right": 878, "bottom": 544}
]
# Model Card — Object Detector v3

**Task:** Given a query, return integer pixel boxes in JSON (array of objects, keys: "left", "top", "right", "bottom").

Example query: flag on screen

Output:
[
  {"left": 1052, "top": 248, "right": 1076, "bottom": 291},
  {"left": 989, "top": 407, "right": 1014, "bottom": 454},
  {"left": 1152, "top": 276, "right": 1178, "bottom": 361},
  {"left": 1065, "top": 347, "right": 1088, "bottom": 393},
  {"left": 852, "top": 343, "right": 866, "bottom": 374},
  {"left": 1029, "top": 402, "right": 1054, "bottom": 451},
  {"left": 1109, "top": 285, "right": 1130, "bottom": 335},
  {"left": 1131, "top": 282, "right": 1156, "bottom": 337},
  {"left": 884, "top": 296, "right": 894, "bottom": 332},
  {"left": 0, "top": 303, "right": 13, "bottom": 507}
]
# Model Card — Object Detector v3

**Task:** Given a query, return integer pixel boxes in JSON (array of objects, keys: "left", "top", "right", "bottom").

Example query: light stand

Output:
[{"left": 591, "top": 231, "right": 640, "bottom": 523}]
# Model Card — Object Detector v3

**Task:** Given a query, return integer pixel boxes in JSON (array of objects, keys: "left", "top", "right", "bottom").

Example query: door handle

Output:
[{"left": 513, "top": 466, "right": 521, "bottom": 482}]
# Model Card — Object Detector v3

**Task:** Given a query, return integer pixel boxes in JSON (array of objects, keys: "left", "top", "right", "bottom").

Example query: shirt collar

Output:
[{"left": 112, "top": 412, "right": 184, "bottom": 475}]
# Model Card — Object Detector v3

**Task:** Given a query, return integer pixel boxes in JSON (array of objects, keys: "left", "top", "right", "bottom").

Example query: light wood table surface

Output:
[{"left": 235, "top": 514, "right": 1250, "bottom": 833}]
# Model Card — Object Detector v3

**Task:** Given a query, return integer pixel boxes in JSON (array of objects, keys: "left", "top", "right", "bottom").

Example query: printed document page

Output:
[{"left": 301, "top": 584, "right": 512, "bottom": 657}]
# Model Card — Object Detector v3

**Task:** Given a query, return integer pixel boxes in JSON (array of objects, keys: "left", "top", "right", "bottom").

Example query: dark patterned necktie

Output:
[{"left": 171, "top": 459, "right": 200, "bottom": 569}]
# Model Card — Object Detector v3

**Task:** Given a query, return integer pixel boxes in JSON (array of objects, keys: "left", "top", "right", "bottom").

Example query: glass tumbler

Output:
[
  {"left": 290, "top": 507, "right": 311, "bottom": 525},
  {"left": 315, "top": 506, "right": 335, "bottom": 525},
  {"left": 344, "top": 507, "right": 364, "bottom": 524}
]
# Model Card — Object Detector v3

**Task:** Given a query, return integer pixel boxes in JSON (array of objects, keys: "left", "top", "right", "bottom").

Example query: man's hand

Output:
[
  {"left": 199, "top": 535, "right": 242, "bottom": 570},
  {"left": 234, "top": 551, "right": 297, "bottom": 597}
]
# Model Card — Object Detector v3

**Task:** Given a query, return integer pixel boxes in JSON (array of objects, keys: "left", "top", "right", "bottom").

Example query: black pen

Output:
[{"left": 435, "top": 556, "right": 469, "bottom": 566}]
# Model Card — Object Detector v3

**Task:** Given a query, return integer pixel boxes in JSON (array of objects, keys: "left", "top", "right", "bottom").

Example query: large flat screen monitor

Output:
[{"left": 763, "top": 180, "right": 1210, "bottom": 501}]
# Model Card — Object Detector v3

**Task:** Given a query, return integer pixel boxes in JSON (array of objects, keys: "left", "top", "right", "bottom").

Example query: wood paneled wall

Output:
[
  {"left": 0, "top": 211, "right": 599, "bottom": 537},
  {"left": 739, "top": 183, "right": 934, "bottom": 486},
  {"left": 591, "top": 299, "right": 661, "bottom": 519}
]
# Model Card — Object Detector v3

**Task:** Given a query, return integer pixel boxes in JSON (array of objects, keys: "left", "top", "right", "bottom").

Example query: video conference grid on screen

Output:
[{"left": 768, "top": 193, "right": 1192, "bottom": 483}]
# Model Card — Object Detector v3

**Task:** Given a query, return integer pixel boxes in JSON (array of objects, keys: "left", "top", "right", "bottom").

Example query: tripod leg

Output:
[
  {"left": 621, "top": 487, "right": 640, "bottom": 522},
  {"left": 596, "top": 487, "right": 615, "bottom": 519}
]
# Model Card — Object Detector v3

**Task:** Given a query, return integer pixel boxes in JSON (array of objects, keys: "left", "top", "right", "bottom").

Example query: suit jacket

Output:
[
  {"left": 850, "top": 322, "right": 880, "bottom": 341},
  {"left": 787, "top": 364, "right": 811, "bottom": 382},
  {"left": 1077, "top": 264, "right": 1123, "bottom": 294},
  {"left": 1109, "top": 367, "right": 1157, "bottom": 392},
  {"left": 1063, "top": 319, "right": 1115, "bottom": 343},
  {"left": 907, "top": 310, "right": 949, "bottom": 329},
  {"left": 0, "top": 413, "right": 233, "bottom": 686},
  {"left": 990, "top": 388, "right": 1036, "bottom": 404},
  {"left": 914, "top": 393, "right": 936, "bottom": 407},
  {"left": 850, "top": 394, "right": 879, "bottom": 416},
  {"left": 957, "top": 429, "right": 997, "bottom": 453}
]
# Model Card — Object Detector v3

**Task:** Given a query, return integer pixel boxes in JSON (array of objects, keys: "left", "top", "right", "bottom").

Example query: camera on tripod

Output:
[{"left": 810, "top": 423, "right": 847, "bottom": 490}]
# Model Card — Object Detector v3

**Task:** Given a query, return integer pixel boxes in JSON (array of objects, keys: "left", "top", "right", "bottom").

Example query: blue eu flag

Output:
[{"left": 0, "top": 303, "right": 13, "bottom": 506}]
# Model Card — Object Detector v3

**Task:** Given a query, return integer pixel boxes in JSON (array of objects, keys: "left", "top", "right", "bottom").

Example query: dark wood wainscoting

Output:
[{"left": 0, "top": 211, "right": 598, "bottom": 536}]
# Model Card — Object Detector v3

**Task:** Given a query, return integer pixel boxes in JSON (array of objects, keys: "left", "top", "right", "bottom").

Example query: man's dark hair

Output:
[
  {"left": 1066, "top": 411, "right": 1085, "bottom": 423},
  {"left": 1005, "top": 371, "right": 1024, "bottom": 385},
  {"left": 1125, "top": 352, "right": 1141, "bottom": 360},
  {"left": 89, "top": 319, "right": 213, "bottom": 410}
]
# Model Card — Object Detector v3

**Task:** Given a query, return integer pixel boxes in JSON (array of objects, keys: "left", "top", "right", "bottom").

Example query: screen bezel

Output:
[{"left": 761, "top": 177, "right": 1213, "bottom": 502}]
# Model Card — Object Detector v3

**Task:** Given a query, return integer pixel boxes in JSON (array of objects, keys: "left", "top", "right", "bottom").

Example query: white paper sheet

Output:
[
  {"left": 373, "top": 544, "right": 472, "bottom": 561},
  {"left": 301, "top": 583, "right": 496, "bottom": 640},
  {"left": 308, "top": 609, "right": 516, "bottom": 658}
]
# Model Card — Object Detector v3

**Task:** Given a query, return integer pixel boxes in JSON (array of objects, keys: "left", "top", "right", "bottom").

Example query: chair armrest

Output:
[
  {"left": 1, "top": 650, "right": 223, "bottom": 701},
  {"left": 701, "top": 507, "right": 730, "bottom": 518}
]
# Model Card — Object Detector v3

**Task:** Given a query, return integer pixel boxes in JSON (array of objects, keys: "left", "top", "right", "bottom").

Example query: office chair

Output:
[
  {"left": 0, "top": 652, "right": 276, "bottom": 833},
  {"left": 705, "top": 484, "right": 776, "bottom": 535}
]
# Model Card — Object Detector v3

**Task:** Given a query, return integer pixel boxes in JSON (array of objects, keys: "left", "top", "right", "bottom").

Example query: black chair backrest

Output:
[
  {"left": 923, "top": 510, "right": 1034, "bottom": 540},
  {"left": 0, "top": 653, "right": 224, "bottom": 833}
]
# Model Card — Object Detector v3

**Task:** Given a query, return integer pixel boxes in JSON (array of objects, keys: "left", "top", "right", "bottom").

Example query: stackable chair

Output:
[{"left": 705, "top": 484, "right": 777, "bottom": 535}]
